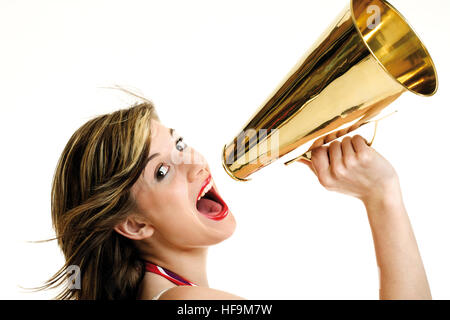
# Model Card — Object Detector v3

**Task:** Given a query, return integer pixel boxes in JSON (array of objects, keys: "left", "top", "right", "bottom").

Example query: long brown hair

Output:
[{"left": 40, "top": 94, "right": 158, "bottom": 299}]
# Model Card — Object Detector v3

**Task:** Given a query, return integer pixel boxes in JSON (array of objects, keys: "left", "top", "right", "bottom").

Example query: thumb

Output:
[{"left": 297, "top": 158, "right": 316, "bottom": 175}]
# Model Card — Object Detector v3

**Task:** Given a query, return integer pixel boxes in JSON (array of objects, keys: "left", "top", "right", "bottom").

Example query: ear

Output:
[{"left": 114, "top": 215, "right": 154, "bottom": 240}]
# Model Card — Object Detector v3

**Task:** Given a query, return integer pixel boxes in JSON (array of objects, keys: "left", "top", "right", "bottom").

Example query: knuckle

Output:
[
  {"left": 353, "top": 134, "right": 369, "bottom": 147},
  {"left": 318, "top": 175, "right": 333, "bottom": 188},
  {"left": 342, "top": 136, "right": 352, "bottom": 144},
  {"left": 331, "top": 164, "right": 346, "bottom": 179},
  {"left": 311, "top": 147, "right": 328, "bottom": 164},
  {"left": 329, "top": 140, "right": 341, "bottom": 150},
  {"left": 344, "top": 156, "right": 357, "bottom": 168},
  {"left": 311, "top": 146, "right": 324, "bottom": 158},
  {"left": 357, "top": 150, "right": 371, "bottom": 165},
  {"left": 351, "top": 135, "right": 363, "bottom": 146}
]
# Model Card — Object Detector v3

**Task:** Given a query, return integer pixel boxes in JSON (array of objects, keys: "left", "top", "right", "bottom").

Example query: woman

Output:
[{"left": 42, "top": 94, "right": 431, "bottom": 300}]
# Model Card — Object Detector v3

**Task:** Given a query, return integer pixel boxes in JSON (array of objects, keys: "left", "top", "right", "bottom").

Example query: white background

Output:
[{"left": 1, "top": 0, "right": 449, "bottom": 299}]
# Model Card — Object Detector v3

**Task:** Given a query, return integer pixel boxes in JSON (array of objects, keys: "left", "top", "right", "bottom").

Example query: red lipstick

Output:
[{"left": 196, "top": 175, "right": 229, "bottom": 221}]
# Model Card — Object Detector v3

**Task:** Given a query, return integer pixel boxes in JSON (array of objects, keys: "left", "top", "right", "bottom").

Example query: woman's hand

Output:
[
  {"left": 299, "top": 135, "right": 399, "bottom": 204},
  {"left": 299, "top": 135, "right": 432, "bottom": 299}
]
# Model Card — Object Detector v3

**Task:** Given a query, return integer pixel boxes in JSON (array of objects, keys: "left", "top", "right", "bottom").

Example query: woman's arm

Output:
[
  {"left": 364, "top": 183, "right": 431, "bottom": 299},
  {"left": 299, "top": 135, "right": 431, "bottom": 299}
]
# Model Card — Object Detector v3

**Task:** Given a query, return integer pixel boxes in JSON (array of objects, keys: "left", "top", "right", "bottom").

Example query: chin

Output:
[{"left": 199, "top": 210, "right": 237, "bottom": 245}]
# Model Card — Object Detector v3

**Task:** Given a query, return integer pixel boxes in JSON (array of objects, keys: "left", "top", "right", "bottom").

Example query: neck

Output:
[{"left": 139, "top": 238, "right": 209, "bottom": 287}]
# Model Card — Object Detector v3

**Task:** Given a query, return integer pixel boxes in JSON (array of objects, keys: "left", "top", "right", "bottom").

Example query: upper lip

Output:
[
  {"left": 194, "top": 173, "right": 229, "bottom": 220},
  {"left": 196, "top": 174, "right": 212, "bottom": 201}
]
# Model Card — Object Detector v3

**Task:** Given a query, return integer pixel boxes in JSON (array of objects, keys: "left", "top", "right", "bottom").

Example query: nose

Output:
[
  {"left": 186, "top": 148, "right": 209, "bottom": 183},
  {"left": 188, "top": 165, "right": 208, "bottom": 183}
]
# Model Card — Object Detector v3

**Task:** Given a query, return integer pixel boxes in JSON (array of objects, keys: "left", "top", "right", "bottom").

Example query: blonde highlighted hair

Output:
[{"left": 40, "top": 89, "right": 159, "bottom": 299}]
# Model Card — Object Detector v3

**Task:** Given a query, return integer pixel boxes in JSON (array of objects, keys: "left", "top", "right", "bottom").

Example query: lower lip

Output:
[
  {"left": 197, "top": 196, "right": 229, "bottom": 221},
  {"left": 206, "top": 202, "right": 229, "bottom": 221}
]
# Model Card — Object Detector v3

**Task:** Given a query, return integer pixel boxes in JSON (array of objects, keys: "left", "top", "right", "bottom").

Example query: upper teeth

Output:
[{"left": 198, "top": 180, "right": 213, "bottom": 201}]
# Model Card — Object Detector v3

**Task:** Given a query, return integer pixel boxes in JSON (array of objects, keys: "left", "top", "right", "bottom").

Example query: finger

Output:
[
  {"left": 351, "top": 135, "right": 370, "bottom": 154},
  {"left": 328, "top": 140, "right": 343, "bottom": 168},
  {"left": 324, "top": 131, "right": 338, "bottom": 144},
  {"left": 341, "top": 136, "right": 355, "bottom": 157},
  {"left": 308, "top": 136, "right": 325, "bottom": 151},
  {"left": 310, "top": 146, "right": 330, "bottom": 177}
]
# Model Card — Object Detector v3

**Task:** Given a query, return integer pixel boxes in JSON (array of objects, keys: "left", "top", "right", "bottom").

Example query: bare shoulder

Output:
[{"left": 159, "top": 286, "right": 245, "bottom": 300}]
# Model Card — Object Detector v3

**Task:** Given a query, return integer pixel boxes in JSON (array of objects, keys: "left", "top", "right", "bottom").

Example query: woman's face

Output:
[{"left": 131, "top": 119, "right": 236, "bottom": 248}]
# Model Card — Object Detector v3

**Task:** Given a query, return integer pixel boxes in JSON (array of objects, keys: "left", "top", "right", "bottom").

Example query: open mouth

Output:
[{"left": 196, "top": 175, "right": 229, "bottom": 221}]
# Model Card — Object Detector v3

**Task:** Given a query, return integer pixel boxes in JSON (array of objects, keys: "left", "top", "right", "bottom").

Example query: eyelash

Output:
[
  {"left": 155, "top": 163, "right": 169, "bottom": 181},
  {"left": 154, "top": 136, "right": 187, "bottom": 181},
  {"left": 175, "top": 137, "right": 187, "bottom": 151}
]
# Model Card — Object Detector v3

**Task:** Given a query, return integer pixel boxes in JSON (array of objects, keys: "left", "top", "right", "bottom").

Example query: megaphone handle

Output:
[
  {"left": 284, "top": 115, "right": 386, "bottom": 166},
  {"left": 284, "top": 151, "right": 313, "bottom": 165},
  {"left": 367, "top": 119, "right": 379, "bottom": 147}
]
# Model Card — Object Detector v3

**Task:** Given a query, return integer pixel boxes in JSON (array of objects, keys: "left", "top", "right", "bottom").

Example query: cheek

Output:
[
  {"left": 160, "top": 185, "right": 192, "bottom": 213},
  {"left": 149, "top": 189, "right": 195, "bottom": 229},
  {"left": 142, "top": 177, "right": 191, "bottom": 214}
]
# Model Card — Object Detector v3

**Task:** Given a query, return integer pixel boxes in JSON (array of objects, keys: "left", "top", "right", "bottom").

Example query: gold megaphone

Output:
[{"left": 222, "top": 0, "right": 438, "bottom": 182}]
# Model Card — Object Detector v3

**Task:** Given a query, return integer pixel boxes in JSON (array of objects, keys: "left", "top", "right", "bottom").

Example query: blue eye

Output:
[
  {"left": 155, "top": 164, "right": 169, "bottom": 181},
  {"left": 176, "top": 137, "right": 187, "bottom": 151}
]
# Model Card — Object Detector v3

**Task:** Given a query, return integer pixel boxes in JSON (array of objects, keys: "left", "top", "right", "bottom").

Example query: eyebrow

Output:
[{"left": 141, "top": 128, "right": 175, "bottom": 176}]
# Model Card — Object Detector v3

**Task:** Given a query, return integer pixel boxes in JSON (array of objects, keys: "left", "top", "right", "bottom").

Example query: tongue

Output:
[{"left": 196, "top": 198, "right": 223, "bottom": 215}]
